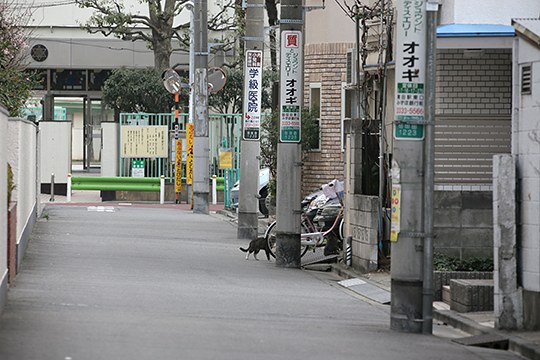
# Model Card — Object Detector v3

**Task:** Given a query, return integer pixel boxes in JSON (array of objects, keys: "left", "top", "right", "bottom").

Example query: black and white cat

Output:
[{"left": 239, "top": 237, "right": 275, "bottom": 261}]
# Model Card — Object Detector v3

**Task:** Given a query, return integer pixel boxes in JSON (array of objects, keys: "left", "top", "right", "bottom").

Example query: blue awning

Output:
[{"left": 437, "top": 24, "right": 515, "bottom": 38}]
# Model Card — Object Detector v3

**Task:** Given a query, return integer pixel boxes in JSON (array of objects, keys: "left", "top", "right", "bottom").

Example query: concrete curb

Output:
[{"left": 434, "top": 310, "right": 540, "bottom": 360}]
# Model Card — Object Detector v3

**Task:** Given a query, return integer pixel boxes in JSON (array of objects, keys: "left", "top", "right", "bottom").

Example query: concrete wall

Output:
[
  {"left": 348, "top": 194, "right": 378, "bottom": 273},
  {"left": 493, "top": 154, "right": 522, "bottom": 330},
  {"left": 101, "top": 122, "right": 119, "bottom": 176},
  {"left": 514, "top": 35, "right": 540, "bottom": 330},
  {"left": 7, "top": 118, "right": 39, "bottom": 270},
  {"left": 434, "top": 191, "right": 493, "bottom": 258},
  {"left": 0, "top": 107, "right": 9, "bottom": 314},
  {"left": 39, "top": 121, "right": 72, "bottom": 194}
]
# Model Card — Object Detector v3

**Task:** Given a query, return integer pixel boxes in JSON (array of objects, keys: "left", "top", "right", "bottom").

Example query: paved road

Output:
[{"left": 0, "top": 205, "right": 524, "bottom": 360}]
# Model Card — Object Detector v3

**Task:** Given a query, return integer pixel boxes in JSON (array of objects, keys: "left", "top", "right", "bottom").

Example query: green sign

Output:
[
  {"left": 132, "top": 160, "right": 145, "bottom": 177},
  {"left": 280, "top": 105, "right": 301, "bottom": 142},
  {"left": 394, "top": 123, "right": 425, "bottom": 140}
]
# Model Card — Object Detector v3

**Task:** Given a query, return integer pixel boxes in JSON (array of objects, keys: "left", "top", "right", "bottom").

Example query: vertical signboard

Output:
[
  {"left": 175, "top": 139, "right": 183, "bottom": 193},
  {"left": 394, "top": 0, "right": 426, "bottom": 140},
  {"left": 243, "top": 50, "right": 263, "bottom": 140},
  {"left": 186, "top": 123, "right": 194, "bottom": 185},
  {"left": 280, "top": 30, "right": 302, "bottom": 143}
]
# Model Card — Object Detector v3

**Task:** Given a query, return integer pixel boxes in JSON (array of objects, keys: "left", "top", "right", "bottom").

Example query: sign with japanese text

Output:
[
  {"left": 121, "top": 126, "right": 168, "bottom": 158},
  {"left": 175, "top": 139, "right": 182, "bottom": 193},
  {"left": 280, "top": 30, "right": 302, "bottom": 143},
  {"left": 219, "top": 150, "right": 233, "bottom": 169},
  {"left": 394, "top": 0, "right": 426, "bottom": 140},
  {"left": 131, "top": 160, "right": 144, "bottom": 178},
  {"left": 186, "top": 123, "right": 194, "bottom": 185},
  {"left": 390, "top": 184, "right": 401, "bottom": 242},
  {"left": 243, "top": 50, "right": 263, "bottom": 140}
]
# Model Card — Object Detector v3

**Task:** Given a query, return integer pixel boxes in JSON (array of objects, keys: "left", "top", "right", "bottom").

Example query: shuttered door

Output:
[{"left": 435, "top": 115, "right": 511, "bottom": 185}]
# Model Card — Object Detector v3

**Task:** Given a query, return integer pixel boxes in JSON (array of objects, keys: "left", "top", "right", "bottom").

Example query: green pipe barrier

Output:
[
  {"left": 71, "top": 176, "right": 161, "bottom": 184},
  {"left": 71, "top": 176, "right": 162, "bottom": 192},
  {"left": 72, "top": 183, "right": 161, "bottom": 191}
]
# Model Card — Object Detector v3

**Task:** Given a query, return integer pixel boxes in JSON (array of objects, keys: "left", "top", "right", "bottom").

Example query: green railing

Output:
[{"left": 71, "top": 176, "right": 162, "bottom": 192}]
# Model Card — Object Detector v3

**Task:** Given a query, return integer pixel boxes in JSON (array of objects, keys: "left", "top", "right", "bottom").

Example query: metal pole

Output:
[
  {"left": 276, "top": 0, "right": 303, "bottom": 267},
  {"left": 422, "top": 0, "right": 438, "bottom": 335},
  {"left": 67, "top": 173, "right": 72, "bottom": 202},
  {"left": 212, "top": 174, "right": 217, "bottom": 205},
  {"left": 193, "top": 0, "right": 209, "bottom": 214},
  {"left": 238, "top": 0, "right": 264, "bottom": 240},
  {"left": 174, "top": 92, "right": 181, "bottom": 204},
  {"left": 188, "top": 2, "right": 195, "bottom": 204},
  {"left": 160, "top": 175, "right": 165, "bottom": 204},
  {"left": 50, "top": 173, "right": 55, "bottom": 202}
]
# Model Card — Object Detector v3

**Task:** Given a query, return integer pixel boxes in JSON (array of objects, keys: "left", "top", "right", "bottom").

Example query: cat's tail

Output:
[{"left": 239, "top": 247, "right": 248, "bottom": 252}]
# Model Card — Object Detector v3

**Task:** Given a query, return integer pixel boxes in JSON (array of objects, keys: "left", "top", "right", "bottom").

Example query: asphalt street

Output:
[{"left": 0, "top": 204, "right": 526, "bottom": 360}]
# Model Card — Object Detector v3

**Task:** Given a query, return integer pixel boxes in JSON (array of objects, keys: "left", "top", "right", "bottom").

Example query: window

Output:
[
  {"left": 521, "top": 64, "right": 532, "bottom": 95},
  {"left": 309, "top": 84, "right": 321, "bottom": 151}
]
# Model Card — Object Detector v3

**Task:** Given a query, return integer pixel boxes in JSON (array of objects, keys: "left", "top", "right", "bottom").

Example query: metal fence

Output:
[{"left": 118, "top": 111, "right": 241, "bottom": 181}]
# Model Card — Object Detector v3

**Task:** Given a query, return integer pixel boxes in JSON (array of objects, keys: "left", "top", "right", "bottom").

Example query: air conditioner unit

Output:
[
  {"left": 346, "top": 48, "right": 357, "bottom": 85},
  {"left": 346, "top": 48, "right": 364, "bottom": 86}
]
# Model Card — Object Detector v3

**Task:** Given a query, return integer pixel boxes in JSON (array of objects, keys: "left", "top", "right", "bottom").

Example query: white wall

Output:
[
  {"left": 440, "top": 0, "right": 540, "bottom": 26},
  {"left": 515, "top": 38, "right": 540, "bottom": 293},
  {"left": 0, "top": 107, "right": 9, "bottom": 299},
  {"left": 40, "top": 121, "right": 72, "bottom": 184},
  {"left": 305, "top": 0, "right": 356, "bottom": 45},
  {"left": 7, "top": 119, "right": 38, "bottom": 247},
  {"left": 101, "top": 122, "right": 119, "bottom": 176}
]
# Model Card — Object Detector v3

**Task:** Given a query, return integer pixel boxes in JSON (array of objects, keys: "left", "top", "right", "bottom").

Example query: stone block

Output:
[{"left": 450, "top": 279, "right": 494, "bottom": 312}]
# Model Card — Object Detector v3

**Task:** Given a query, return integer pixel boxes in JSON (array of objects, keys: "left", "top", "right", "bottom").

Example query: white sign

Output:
[
  {"left": 394, "top": 0, "right": 426, "bottom": 140},
  {"left": 243, "top": 50, "right": 263, "bottom": 140},
  {"left": 280, "top": 30, "right": 302, "bottom": 143}
]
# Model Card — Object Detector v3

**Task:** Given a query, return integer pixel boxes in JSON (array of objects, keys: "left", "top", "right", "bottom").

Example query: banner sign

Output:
[
  {"left": 186, "top": 123, "right": 194, "bottom": 185},
  {"left": 394, "top": 0, "right": 426, "bottom": 140},
  {"left": 280, "top": 30, "right": 302, "bottom": 143},
  {"left": 243, "top": 50, "right": 263, "bottom": 140}
]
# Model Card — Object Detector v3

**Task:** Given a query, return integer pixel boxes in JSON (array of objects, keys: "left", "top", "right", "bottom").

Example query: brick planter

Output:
[{"left": 7, "top": 202, "right": 17, "bottom": 285}]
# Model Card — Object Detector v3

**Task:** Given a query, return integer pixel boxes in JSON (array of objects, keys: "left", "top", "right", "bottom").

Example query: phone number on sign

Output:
[{"left": 396, "top": 107, "right": 424, "bottom": 115}]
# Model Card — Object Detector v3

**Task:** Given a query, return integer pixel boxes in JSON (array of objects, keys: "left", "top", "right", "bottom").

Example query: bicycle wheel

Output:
[
  {"left": 265, "top": 220, "right": 309, "bottom": 258},
  {"left": 265, "top": 221, "right": 278, "bottom": 257}
]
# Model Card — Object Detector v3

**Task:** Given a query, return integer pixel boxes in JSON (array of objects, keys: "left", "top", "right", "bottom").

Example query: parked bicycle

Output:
[{"left": 264, "top": 180, "right": 344, "bottom": 258}]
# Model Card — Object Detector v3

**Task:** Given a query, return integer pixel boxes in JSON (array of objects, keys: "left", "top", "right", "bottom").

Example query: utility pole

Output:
[
  {"left": 390, "top": 0, "right": 428, "bottom": 333},
  {"left": 275, "top": 0, "right": 303, "bottom": 267},
  {"left": 193, "top": 0, "right": 209, "bottom": 214},
  {"left": 237, "top": 0, "right": 264, "bottom": 240},
  {"left": 422, "top": 0, "right": 439, "bottom": 335}
]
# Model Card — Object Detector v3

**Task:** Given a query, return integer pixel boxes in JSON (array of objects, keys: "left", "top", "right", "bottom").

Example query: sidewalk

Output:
[
  {"left": 332, "top": 263, "right": 540, "bottom": 360},
  {"left": 220, "top": 208, "right": 540, "bottom": 360}
]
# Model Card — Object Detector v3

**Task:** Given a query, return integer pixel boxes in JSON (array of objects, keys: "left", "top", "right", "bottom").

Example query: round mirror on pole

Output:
[
  {"left": 162, "top": 68, "right": 183, "bottom": 94},
  {"left": 207, "top": 67, "right": 227, "bottom": 94}
]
